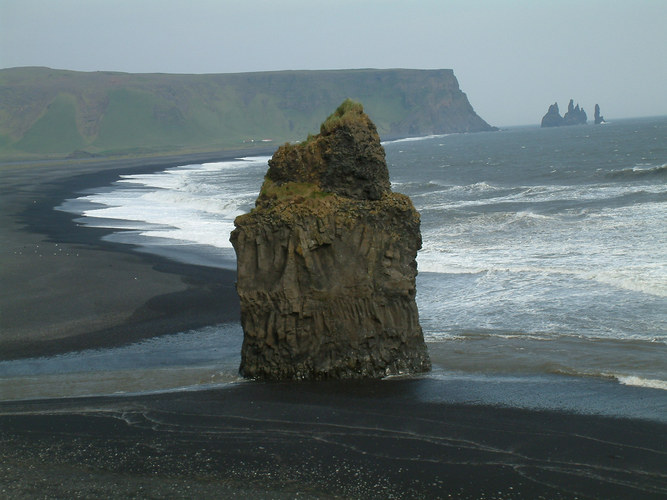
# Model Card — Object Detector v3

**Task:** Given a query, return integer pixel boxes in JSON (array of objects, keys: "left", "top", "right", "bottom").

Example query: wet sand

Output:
[
  {"left": 1, "top": 380, "right": 666, "bottom": 499},
  {"left": 1, "top": 153, "right": 666, "bottom": 498}
]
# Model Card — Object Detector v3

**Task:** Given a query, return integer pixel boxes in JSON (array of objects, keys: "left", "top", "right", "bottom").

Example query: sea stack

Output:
[
  {"left": 594, "top": 104, "right": 605, "bottom": 124},
  {"left": 230, "top": 99, "right": 431, "bottom": 380},
  {"left": 562, "top": 99, "right": 587, "bottom": 125},
  {"left": 541, "top": 102, "right": 564, "bottom": 127},
  {"left": 541, "top": 99, "right": 587, "bottom": 127}
]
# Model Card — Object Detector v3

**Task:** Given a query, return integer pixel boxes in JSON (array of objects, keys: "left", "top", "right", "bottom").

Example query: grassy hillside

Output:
[{"left": 0, "top": 67, "right": 495, "bottom": 160}]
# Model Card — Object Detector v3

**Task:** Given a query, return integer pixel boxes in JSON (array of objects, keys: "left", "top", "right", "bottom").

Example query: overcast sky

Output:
[{"left": 1, "top": 0, "right": 665, "bottom": 126}]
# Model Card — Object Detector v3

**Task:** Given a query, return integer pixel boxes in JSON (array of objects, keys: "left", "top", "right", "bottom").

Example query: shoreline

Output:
[
  {"left": 2, "top": 361, "right": 666, "bottom": 423},
  {"left": 1, "top": 379, "right": 665, "bottom": 499},
  {"left": 1, "top": 144, "right": 667, "bottom": 497},
  {"left": 0, "top": 149, "right": 273, "bottom": 360}
]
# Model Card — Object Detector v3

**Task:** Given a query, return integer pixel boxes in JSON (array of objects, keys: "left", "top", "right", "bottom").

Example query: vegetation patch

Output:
[
  {"left": 15, "top": 94, "right": 86, "bottom": 153},
  {"left": 0, "top": 67, "right": 494, "bottom": 161},
  {"left": 320, "top": 99, "right": 365, "bottom": 135},
  {"left": 259, "top": 178, "right": 331, "bottom": 203}
]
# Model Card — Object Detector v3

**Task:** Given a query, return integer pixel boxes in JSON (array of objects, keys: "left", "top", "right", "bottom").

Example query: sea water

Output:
[{"left": 1, "top": 117, "right": 665, "bottom": 415}]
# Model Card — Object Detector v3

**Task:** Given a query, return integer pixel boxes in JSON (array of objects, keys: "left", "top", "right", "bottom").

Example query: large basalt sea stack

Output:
[{"left": 230, "top": 100, "right": 431, "bottom": 380}]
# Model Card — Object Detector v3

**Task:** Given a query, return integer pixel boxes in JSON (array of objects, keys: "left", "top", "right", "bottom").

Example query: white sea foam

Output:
[
  {"left": 61, "top": 156, "right": 268, "bottom": 254},
  {"left": 417, "top": 256, "right": 667, "bottom": 298},
  {"left": 381, "top": 133, "right": 451, "bottom": 145},
  {"left": 615, "top": 375, "right": 667, "bottom": 391},
  {"left": 415, "top": 189, "right": 667, "bottom": 299},
  {"left": 234, "top": 156, "right": 273, "bottom": 162},
  {"left": 585, "top": 267, "right": 667, "bottom": 298},
  {"left": 608, "top": 162, "right": 667, "bottom": 178},
  {"left": 417, "top": 182, "right": 665, "bottom": 213}
]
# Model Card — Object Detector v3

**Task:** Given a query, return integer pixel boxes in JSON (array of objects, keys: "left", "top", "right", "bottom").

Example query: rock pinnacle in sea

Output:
[{"left": 230, "top": 99, "right": 431, "bottom": 380}]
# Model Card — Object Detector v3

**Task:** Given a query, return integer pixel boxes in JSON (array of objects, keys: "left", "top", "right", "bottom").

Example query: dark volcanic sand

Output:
[
  {"left": 1, "top": 152, "right": 666, "bottom": 499},
  {"left": 0, "top": 152, "right": 273, "bottom": 360},
  {"left": 1, "top": 380, "right": 666, "bottom": 499}
]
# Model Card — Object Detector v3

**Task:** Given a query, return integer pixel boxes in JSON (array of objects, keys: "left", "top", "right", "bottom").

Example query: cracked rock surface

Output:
[{"left": 231, "top": 100, "right": 431, "bottom": 380}]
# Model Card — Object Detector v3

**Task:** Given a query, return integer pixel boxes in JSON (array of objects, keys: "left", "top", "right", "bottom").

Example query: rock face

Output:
[
  {"left": 230, "top": 100, "right": 431, "bottom": 380},
  {"left": 541, "top": 102, "right": 564, "bottom": 127},
  {"left": 541, "top": 99, "right": 587, "bottom": 127},
  {"left": 563, "top": 99, "right": 587, "bottom": 125},
  {"left": 594, "top": 104, "right": 605, "bottom": 124}
]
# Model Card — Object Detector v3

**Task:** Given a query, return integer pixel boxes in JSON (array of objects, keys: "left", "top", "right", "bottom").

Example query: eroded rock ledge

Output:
[{"left": 231, "top": 100, "right": 431, "bottom": 380}]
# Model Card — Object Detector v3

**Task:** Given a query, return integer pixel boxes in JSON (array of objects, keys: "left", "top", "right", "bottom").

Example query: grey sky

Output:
[{"left": 1, "top": 0, "right": 665, "bottom": 126}]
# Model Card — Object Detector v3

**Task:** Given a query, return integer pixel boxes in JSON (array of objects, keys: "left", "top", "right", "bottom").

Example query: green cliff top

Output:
[{"left": 0, "top": 67, "right": 495, "bottom": 162}]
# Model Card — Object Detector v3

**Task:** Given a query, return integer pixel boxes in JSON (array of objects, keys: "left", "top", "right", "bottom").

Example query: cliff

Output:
[
  {"left": 230, "top": 100, "right": 431, "bottom": 380},
  {"left": 0, "top": 67, "right": 495, "bottom": 160}
]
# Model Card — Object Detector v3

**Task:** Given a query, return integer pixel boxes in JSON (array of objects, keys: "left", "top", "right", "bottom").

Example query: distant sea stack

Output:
[
  {"left": 230, "top": 100, "right": 431, "bottom": 380},
  {"left": 541, "top": 99, "right": 588, "bottom": 127},
  {"left": 594, "top": 104, "right": 605, "bottom": 124},
  {"left": 540, "top": 103, "right": 564, "bottom": 128},
  {"left": 0, "top": 67, "right": 495, "bottom": 160},
  {"left": 563, "top": 99, "right": 587, "bottom": 125}
]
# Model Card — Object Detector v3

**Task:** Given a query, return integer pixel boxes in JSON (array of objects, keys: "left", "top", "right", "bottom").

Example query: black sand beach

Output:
[
  {"left": 0, "top": 152, "right": 268, "bottom": 360},
  {"left": 1, "top": 380, "right": 666, "bottom": 499},
  {"left": 1, "top": 154, "right": 666, "bottom": 499}
]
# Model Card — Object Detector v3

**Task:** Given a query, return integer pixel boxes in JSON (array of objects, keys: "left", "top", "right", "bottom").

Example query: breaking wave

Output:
[{"left": 607, "top": 163, "right": 667, "bottom": 180}]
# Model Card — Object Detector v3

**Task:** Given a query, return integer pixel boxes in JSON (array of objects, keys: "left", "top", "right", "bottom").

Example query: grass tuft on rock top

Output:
[
  {"left": 320, "top": 99, "right": 365, "bottom": 135},
  {"left": 258, "top": 178, "right": 331, "bottom": 203}
]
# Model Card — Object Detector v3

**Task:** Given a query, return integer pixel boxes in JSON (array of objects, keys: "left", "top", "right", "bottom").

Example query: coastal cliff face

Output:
[
  {"left": 0, "top": 67, "right": 495, "bottom": 160},
  {"left": 230, "top": 100, "right": 431, "bottom": 380}
]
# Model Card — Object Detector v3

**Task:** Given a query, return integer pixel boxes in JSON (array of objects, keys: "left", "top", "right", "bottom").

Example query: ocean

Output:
[{"left": 1, "top": 117, "right": 665, "bottom": 419}]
